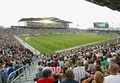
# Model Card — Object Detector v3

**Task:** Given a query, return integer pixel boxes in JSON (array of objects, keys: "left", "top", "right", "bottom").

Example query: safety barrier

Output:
[
  {"left": 0, "top": 70, "right": 2, "bottom": 83},
  {"left": 7, "top": 59, "right": 34, "bottom": 83},
  {"left": 6, "top": 62, "right": 35, "bottom": 83},
  {"left": 0, "top": 59, "right": 35, "bottom": 83}
]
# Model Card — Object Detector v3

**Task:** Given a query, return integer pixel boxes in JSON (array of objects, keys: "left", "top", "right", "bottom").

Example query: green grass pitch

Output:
[{"left": 19, "top": 34, "right": 113, "bottom": 54}]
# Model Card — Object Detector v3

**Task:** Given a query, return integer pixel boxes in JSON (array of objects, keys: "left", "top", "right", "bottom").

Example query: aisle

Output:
[{"left": 15, "top": 59, "right": 39, "bottom": 83}]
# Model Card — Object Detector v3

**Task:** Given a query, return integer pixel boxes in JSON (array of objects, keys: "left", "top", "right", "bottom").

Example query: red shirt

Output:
[
  {"left": 50, "top": 67, "right": 62, "bottom": 74},
  {"left": 37, "top": 77, "right": 54, "bottom": 83}
]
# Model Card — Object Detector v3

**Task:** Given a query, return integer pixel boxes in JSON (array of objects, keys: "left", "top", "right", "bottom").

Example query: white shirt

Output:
[
  {"left": 104, "top": 75, "right": 120, "bottom": 83},
  {"left": 73, "top": 66, "right": 86, "bottom": 82},
  {"left": 59, "top": 61, "right": 64, "bottom": 68}
]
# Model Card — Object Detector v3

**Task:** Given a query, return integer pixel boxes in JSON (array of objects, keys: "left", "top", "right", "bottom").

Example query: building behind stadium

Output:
[{"left": 11, "top": 17, "right": 72, "bottom": 29}]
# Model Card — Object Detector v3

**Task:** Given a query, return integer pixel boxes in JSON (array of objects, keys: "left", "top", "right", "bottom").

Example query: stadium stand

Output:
[{"left": 0, "top": 26, "right": 120, "bottom": 83}]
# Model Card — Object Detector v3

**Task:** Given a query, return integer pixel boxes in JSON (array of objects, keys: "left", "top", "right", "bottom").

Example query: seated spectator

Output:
[
  {"left": 73, "top": 61, "right": 86, "bottom": 82},
  {"left": 103, "top": 65, "right": 109, "bottom": 77},
  {"left": 88, "top": 60, "right": 95, "bottom": 73},
  {"left": 50, "top": 60, "right": 62, "bottom": 83},
  {"left": 35, "top": 66, "right": 43, "bottom": 81},
  {"left": 110, "top": 58, "right": 116, "bottom": 64},
  {"left": 1, "top": 63, "right": 15, "bottom": 77},
  {"left": 43, "top": 63, "right": 51, "bottom": 71},
  {"left": 61, "top": 69, "right": 79, "bottom": 83},
  {"left": 95, "top": 59, "right": 101, "bottom": 67},
  {"left": 93, "top": 71, "right": 104, "bottom": 83},
  {"left": 82, "top": 71, "right": 104, "bottom": 83},
  {"left": 101, "top": 57, "right": 109, "bottom": 69},
  {"left": 58, "top": 59, "right": 64, "bottom": 68},
  {"left": 104, "top": 63, "right": 120, "bottom": 83},
  {"left": 84, "top": 63, "right": 89, "bottom": 72},
  {"left": 59, "top": 67, "right": 68, "bottom": 81},
  {"left": 91, "top": 65, "right": 102, "bottom": 75},
  {"left": 64, "top": 61, "right": 70, "bottom": 68},
  {"left": 36, "top": 61, "right": 43, "bottom": 71},
  {"left": 37, "top": 69, "right": 55, "bottom": 83},
  {"left": 0, "top": 63, "right": 4, "bottom": 71}
]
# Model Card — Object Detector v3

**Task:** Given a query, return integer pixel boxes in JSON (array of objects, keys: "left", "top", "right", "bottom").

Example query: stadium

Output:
[{"left": 0, "top": 0, "right": 120, "bottom": 83}]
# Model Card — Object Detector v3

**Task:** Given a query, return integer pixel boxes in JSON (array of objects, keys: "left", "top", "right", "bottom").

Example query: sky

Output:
[{"left": 0, "top": 0, "right": 120, "bottom": 29}]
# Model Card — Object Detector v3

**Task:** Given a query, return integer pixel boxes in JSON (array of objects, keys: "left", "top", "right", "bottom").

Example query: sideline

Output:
[{"left": 14, "top": 35, "right": 40, "bottom": 55}]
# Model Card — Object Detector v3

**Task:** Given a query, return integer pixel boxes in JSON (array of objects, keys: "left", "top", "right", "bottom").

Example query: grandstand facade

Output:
[{"left": 17, "top": 17, "right": 72, "bottom": 29}]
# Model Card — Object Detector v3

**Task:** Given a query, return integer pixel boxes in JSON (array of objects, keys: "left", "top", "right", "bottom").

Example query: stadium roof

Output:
[
  {"left": 19, "top": 17, "right": 72, "bottom": 23},
  {"left": 85, "top": 0, "right": 120, "bottom": 12}
]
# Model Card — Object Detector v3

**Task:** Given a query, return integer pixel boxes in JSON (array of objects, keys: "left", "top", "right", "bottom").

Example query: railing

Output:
[
  {"left": 6, "top": 60, "right": 35, "bottom": 83},
  {"left": 0, "top": 70, "right": 2, "bottom": 83},
  {"left": 7, "top": 65, "right": 26, "bottom": 83},
  {"left": 0, "top": 60, "right": 35, "bottom": 83}
]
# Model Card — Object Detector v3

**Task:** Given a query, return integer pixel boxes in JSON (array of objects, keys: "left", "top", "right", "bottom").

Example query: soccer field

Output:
[{"left": 19, "top": 34, "right": 113, "bottom": 54}]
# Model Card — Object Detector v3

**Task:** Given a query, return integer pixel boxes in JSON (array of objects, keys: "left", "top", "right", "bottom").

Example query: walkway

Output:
[{"left": 14, "top": 59, "right": 39, "bottom": 83}]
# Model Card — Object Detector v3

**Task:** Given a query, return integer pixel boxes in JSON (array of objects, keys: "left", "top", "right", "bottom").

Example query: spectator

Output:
[
  {"left": 59, "top": 67, "right": 68, "bottom": 81},
  {"left": 61, "top": 69, "right": 79, "bottom": 83},
  {"left": 93, "top": 71, "right": 104, "bottom": 83},
  {"left": 0, "top": 63, "right": 4, "bottom": 71},
  {"left": 1, "top": 63, "right": 15, "bottom": 77},
  {"left": 104, "top": 63, "right": 120, "bottom": 83},
  {"left": 82, "top": 71, "right": 104, "bottom": 83},
  {"left": 73, "top": 61, "right": 86, "bottom": 83},
  {"left": 37, "top": 69, "right": 55, "bottom": 83},
  {"left": 91, "top": 65, "right": 102, "bottom": 75},
  {"left": 35, "top": 66, "right": 43, "bottom": 81},
  {"left": 101, "top": 57, "right": 109, "bottom": 69}
]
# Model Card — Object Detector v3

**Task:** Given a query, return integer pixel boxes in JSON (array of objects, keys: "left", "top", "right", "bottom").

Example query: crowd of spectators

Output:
[
  {"left": 0, "top": 29, "right": 36, "bottom": 83},
  {"left": 35, "top": 39, "right": 120, "bottom": 83},
  {"left": 0, "top": 27, "right": 81, "bottom": 83},
  {"left": 0, "top": 27, "right": 120, "bottom": 83},
  {"left": 0, "top": 28, "right": 80, "bottom": 36}
]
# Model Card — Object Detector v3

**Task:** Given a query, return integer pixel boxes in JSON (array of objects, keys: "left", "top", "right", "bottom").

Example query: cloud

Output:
[{"left": 0, "top": 0, "right": 120, "bottom": 28}]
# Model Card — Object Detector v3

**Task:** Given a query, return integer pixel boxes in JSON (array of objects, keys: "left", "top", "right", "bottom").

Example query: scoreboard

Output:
[{"left": 93, "top": 22, "right": 109, "bottom": 28}]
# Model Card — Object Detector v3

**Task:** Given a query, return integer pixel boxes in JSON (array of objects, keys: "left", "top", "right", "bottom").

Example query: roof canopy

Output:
[
  {"left": 19, "top": 17, "right": 72, "bottom": 23},
  {"left": 86, "top": 0, "right": 120, "bottom": 11}
]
